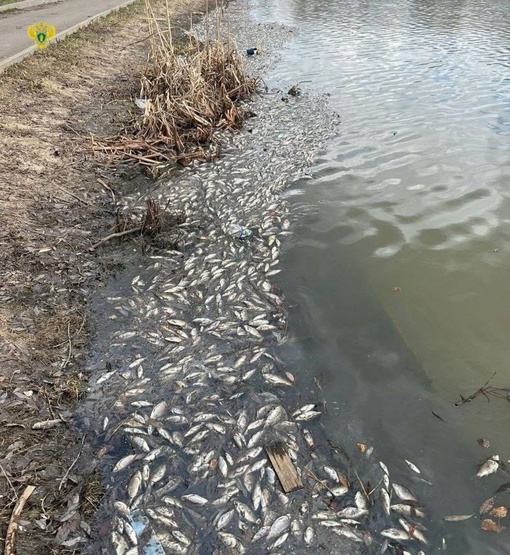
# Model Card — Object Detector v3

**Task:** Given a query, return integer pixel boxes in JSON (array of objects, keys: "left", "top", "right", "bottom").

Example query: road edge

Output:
[{"left": 0, "top": 0, "right": 138, "bottom": 72}]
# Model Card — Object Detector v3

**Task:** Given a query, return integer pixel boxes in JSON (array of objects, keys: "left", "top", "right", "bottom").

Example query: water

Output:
[{"left": 250, "top": 0, "right": 510, "bottom": 552}]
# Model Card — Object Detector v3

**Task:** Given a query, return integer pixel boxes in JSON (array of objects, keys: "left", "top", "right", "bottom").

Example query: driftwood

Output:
[
  {"left": 265, "top": 443, "right": 303, "bottom": 493},
  {"left": 4, "top": 485, "right": 35, "bottom": 555},
  {"left": 90, "top": 227, "right": 142, "bottom": 250}
]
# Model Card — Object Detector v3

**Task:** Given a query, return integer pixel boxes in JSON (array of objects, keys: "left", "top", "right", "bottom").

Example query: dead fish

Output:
[
  {"left": 150, "top": 401, "right": 167, "bottom": 420},
  {"left": 379, "top": 461, "right": 390, "bottom": 475},
  {"left": 214, "top": 508, "right": 235, "bottom": 530},
  {"left": 393, "top": 483, "right": 417, "bottom": 502},
  {"left": 251, "top": 525, "right": 270, "bottom": 542},
  {"left": 182, "top": 494, "right": 208, "bottom": 505},
  {"left": 267, "top": 514, "right": 291, "bottom": 540},
  {"left": 304, "top": 526, "right": 314, "bottom": 545},
  {"left": 218, "top": 532, "right": 244, "bottom": 552},
  {"left": 128, "top": 471, "right": 142, "bottom": 500},
  {"left": 477, "top": 455, "right": 500, "bottom": 477},
  {"left": 113, "top": 454, "right": 139, "bottom": 473},
  {"left": 399, "top": 518, "right": 427, "bottom": 543},
  {"left": 444, "top": 514, "right": 473, "bottom": 522},
  {"left": 355, "top": 491, "right": 368, "bottom": 511},
  {"left": 381, "top": 528, "right": 409, "bottom": 541},
  {"left": 405, "top": 459, "right": 421, "bottom": 474},
  {"left": 337, "top": 507, "right": 368, "bottom": 519},
  {"left": 391, "top": 504, "right": 425, "bottom": 519},
  {"left": 271, "top": 531, "right": 289, "bottom": 548},
  {"left": 381, "top": 489, "right": 391, "bottom": 516},
  {"left": 332, "top": 527, "right": 364, "bottom": 542},
  {"left": 330, "top": 485, "right": 348, "bottom": 497}
]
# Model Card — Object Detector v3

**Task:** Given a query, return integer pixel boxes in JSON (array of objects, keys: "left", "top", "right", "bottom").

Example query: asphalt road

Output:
[{"left": 0, "top": 0, "right": 136, "bottom": 68}]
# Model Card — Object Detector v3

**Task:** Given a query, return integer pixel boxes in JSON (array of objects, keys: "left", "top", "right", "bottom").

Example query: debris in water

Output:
[
  {"left": 481, "top": 518, "right": 505, "bottom": 533},
  {"left": 490, "top": 506, "right": 507, "bottom": 519},
  {"left": 479, "top": 497, "right": 495, "bottom": 515},
  {"left": 477, "top": 438, "right": 491, "bottom": 448},
  {"left": 265, "top": 442, "right": 303, "bottom": 493},
  {"left": 477, "top": 455, "right": 500, "bottom": 478},
  {"left": 443, "top": 514, "right": 473, "bottom": 522}
]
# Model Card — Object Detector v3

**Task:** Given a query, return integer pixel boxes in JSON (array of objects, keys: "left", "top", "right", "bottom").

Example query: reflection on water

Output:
[{"left": 251, "top": 0, "right": 510, "bottom": 552}]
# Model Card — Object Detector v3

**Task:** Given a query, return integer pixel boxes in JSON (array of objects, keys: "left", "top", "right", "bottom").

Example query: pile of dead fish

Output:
[{"left": 80, "top": 5, "right": 436, "bottom": 555}]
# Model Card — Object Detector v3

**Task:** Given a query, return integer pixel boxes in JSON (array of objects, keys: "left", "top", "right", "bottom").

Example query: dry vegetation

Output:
[
  {"left": 92, "top": 0, "right": 258, "bottom": 169},
  {"left": 0, "top": 0, "right": 235, "bottom": 552}
]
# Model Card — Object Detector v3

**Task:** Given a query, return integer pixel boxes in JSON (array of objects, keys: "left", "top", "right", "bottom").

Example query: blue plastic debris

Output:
[
  {"left": 246, "top": 47, "right": 258, "bottom": 56},
  {"left": 143, "top": 535, "right": 166, "bottom": 555}
]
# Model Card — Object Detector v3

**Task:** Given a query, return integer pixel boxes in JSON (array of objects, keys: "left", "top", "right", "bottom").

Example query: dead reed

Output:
[{"left": 91, "top": 0, "right": 258, "bottom": 168}]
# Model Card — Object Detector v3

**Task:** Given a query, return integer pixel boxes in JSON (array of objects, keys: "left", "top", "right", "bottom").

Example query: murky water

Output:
[{"left": 250, "top": 0, "right": 510, "bottom": 552}]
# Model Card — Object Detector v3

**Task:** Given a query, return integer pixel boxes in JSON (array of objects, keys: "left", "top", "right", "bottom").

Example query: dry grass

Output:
[{"left": 92, "top": 0, "right": 258, "bottom": 168}]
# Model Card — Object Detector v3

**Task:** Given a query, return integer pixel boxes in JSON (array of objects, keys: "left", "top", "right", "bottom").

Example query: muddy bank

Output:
[{"left": 0, "top": 0, "right": 211, "bottom": 552}]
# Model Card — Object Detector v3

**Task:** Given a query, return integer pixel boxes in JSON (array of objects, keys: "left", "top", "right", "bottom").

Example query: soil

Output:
[{"left": 0, "top": 0, "right": 207, "bottom": 552}]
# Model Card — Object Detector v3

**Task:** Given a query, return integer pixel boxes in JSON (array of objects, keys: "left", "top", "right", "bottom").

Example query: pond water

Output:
[{"left": 250, "top": 0, "right": 510, "bottom": 552}]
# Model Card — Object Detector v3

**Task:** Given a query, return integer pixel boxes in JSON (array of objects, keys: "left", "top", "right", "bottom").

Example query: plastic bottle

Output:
[{"left": 227, "top": 224, "right": 253, "bottom": 239}]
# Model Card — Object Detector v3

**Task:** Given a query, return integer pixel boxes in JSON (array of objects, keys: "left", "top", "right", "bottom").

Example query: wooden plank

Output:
[{"left": 265, "top": 442, "right": 303, "bottom": 493}]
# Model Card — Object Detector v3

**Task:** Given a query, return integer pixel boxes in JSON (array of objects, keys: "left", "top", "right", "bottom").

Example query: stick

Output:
[
  {"left": 54, "top": 184, "right": 92, "bottom": 206},
  {"left": 305, "top": 468, "right": 336, "bottom": 496},
  {"left": 59, "top": 435, "right": 86, "bottom": 491},
  {"left": 90, "top": 227, "right": 142, "bottom": 250},
  {"left": 0, "top": 464, "right": 17, "bottom": 501},
  {"left": 4, "top": 485, "right": 36, "bottom": 555},
  {"left": 455, "top": 372, "right": 497, "bottom": 406},
  {"left": 60, "top": 321, "right": 72, "bottom": 369}
]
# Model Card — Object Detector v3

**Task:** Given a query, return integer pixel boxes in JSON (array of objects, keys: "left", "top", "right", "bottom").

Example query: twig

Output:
[
  {"left": 97, "top": 178, "right": 116, "bottom": 203},
  {"left": 354, "top": 468, "right": 369, "bottom": 502},
  {"left": 4, "top": 485, "right": 36, "bottom": 555},
  {"left": 121, "top": 30, "right": 157, "bottom": 49},
  {"left": 59, "top": 435, "right": 86, "bottom": 492},
  {"left": 54, "top": 184, "right": 92, "bottom": 206},
  {"left": 455, "top": 372, "right": 497, "bottom": 406},
  {"left": 305, "top": 468, "right": 336, "bottom": 496},
  {"left": 60, "top": 322, "right": 72, "bottom": 369},
  {"left": 0, "top": 464, "right": 17, "bottom": 501},
  {"left": 367, "top": 476, "right": 384, "bottom": 497},
  {"left": 90, "top": 227, "right": 142, "bottom": 250}
]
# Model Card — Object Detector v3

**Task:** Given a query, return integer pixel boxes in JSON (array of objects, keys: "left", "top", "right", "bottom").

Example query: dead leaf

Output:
[
  {"left": 477, "top": 438, "right": 490, "bottom": 449},
  {"left": 480, "top": 497, "right": 495, "bottom": 515},
  {"left": 444, "top": 514, "right": 473, "bottom": 522},
  {"left": 357, "top": 443, "right": 367, "bottom": 453},
  {"left": 481, "top": 519, "right": 505, "bottom": 533},
  {"left": 490, "top": 506, "right": 508, "bottom": 519},
  {"left": 338, "top": 472, "right": 350, "bottom": 489}
]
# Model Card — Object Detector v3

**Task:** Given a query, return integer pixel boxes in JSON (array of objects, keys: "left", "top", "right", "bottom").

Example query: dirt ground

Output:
[{"left": 0, "top": 0, "right": 207, "bottom": 552}]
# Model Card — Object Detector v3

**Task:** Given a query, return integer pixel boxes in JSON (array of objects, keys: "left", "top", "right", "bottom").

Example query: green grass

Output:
[{"left": 0, "top": 0, "right": 20, "bottom": 7}]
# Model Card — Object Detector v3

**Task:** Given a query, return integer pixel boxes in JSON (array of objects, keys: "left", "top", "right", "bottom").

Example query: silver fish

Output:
[
  {"left": 381, "top": 528, "right": 409, "bottom": 541},
  {"left": 477, "top": 455, "right": 499, "bottom": 477},
  {"left": 393, "top": 483, "right": 417, "bottom": 502}
]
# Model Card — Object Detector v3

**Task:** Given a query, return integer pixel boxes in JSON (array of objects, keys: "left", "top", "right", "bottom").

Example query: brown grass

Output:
[{"left": 91, "top": 0, "right": 258, "bottom": 168}]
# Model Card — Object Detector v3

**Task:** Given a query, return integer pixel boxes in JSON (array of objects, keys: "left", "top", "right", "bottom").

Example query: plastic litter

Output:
[
  {"left": 143, "top": 536, "right": 166, "bottom": 555},
  {"left": 246, "top": 47, "right": 258, "bottom": 56},
  {"left": 227, "top": 223, "right": 253, "bottom": 239},
  {"left": 135, "top": 98, "right": 147, "bottom": 110}
]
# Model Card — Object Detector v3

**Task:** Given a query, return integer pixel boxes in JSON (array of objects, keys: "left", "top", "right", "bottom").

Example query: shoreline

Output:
[
  {"left": 0, "top": 0, "right": 434, "bottom": 553},
  {"left": 79, "top": 2, "right": 364, "bottom": 554}
]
